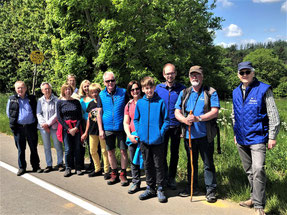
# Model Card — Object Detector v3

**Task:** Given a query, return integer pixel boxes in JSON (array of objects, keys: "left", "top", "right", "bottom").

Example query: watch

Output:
[{"left": 198, "top": 116, "right": 202, "bottom": 122}]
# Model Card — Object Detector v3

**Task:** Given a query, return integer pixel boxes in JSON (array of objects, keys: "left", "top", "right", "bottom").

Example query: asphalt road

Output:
[{"left": 0, "top": 133, "right": 253, "bottom": 215}]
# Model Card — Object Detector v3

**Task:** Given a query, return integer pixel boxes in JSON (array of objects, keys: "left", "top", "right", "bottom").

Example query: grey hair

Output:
[
  {"left": 103, "top": 71, "right": 115, "bottom": 82},
  {"left": 40, "top": 82, "right": 52, "bottom": 90}
]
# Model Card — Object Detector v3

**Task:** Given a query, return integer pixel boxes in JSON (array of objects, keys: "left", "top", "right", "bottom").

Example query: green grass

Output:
[{"left": 1, "top": 94, "right": 286, "bottom": 214}]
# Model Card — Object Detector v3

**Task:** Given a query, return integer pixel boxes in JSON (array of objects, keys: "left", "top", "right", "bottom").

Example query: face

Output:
[
  {"left": 130, "top": 84, "right": 141, "bottom": 99},
  {"left": 238, "top": 69, "right": 254, "bottom": 86},
  {"left": 104, "top": 73, "right": 116, "bottom": 93},
  {"left": 15, "top": 83, "right": 27, "bottom": 98},
  {"left": 163, "top": 65, "right": 176, "bottom": 84},
  {"left": 41, "top": 84, "right": 52, "bottom": 98},
  {"left": 89, "top": 89, "right": 99, "bottom": 99},
  {"left": 68, "top": 77, "right": 76, "bottom": 87},
  {"left": 64, "top": 87, "right": 72, "bottom": 98},
  {"left": 83, "top": 83, "right": 89, "bottom": 95},
  {"left": 189, "top": 72, "right": 203, "bottom": 87},
  {"left": 142, "top": 85, "right": 155, "bottom": 99}
]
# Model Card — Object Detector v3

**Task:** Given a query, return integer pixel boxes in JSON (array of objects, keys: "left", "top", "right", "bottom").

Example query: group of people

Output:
[{"left": 6, "top": 61, "right": 280, "bottom": 215}]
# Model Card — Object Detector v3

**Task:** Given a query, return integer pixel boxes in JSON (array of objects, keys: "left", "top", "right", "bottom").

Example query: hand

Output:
[
  {"left": 41, "top": 123, "right": 49, "bottom": 129},
  {"left": 129, "top": 135, "right": 139, "bottom": 144},
  {"left": 69, "top": 127, "right": 78, "bottom": 136},
  {"left": 44, "top": 127, "right": 50, "bottom": 134},
  {"left": 81, "top": 133, "right": 87, "bottom": 142},
  {"left": 185, "top": 114, "right": 196, "bottom": 125},
  {"left": 268, "top": 139, "right": 276, "bottom": 150},
  {"left": 234, "top": 136, "right": 237, "bottom": 145},
  {"left": 99, "top": 130, "right": 105, "bottom": 139}
]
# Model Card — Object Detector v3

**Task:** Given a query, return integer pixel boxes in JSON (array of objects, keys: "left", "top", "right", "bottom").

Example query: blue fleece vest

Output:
[
  {"left": 233, "top": 79, "right": 270, "bottom": 145},
  {"left": 99, "top": 87, "right": 126, "bottom": 131}
]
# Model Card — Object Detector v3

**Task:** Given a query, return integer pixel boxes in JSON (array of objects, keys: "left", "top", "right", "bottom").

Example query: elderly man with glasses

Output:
[{"left": 232, "top": 61, "right": 280, "bottom": 215}]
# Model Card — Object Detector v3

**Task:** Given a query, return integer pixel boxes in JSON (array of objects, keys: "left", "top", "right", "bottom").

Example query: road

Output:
[{"left": 0, "top": 133, "right": 253, "bottom": 215}]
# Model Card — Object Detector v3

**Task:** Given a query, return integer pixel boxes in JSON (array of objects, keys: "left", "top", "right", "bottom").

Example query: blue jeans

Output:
[
  {"left": 128, "top": 143, "right": 141, "bottom": 185},
  {"left": 39, "top": 129, "right": 63, "bottom": 166},
  {"left": 184, "top": 136, "right": 217, "bottom": 194},
  {"left": 13, "top": 123, "right": 40, "bottom": 170},
  {"left": 62, "top": 129, "right": 82, "bottom": 170}
]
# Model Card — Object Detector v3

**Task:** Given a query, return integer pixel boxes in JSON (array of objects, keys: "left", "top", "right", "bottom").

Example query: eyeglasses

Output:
[
  {"left": 105, "top": 79, "right": 115, "bottom": 83},
  {"left": 239, "top": 70, "right": 251, "bottom": 76},
  {"left": 189, "top": 73, "right": 201, "bottom": 77},
  {"left": 131, "top": 88, "right": 140, "bottom": 92}
]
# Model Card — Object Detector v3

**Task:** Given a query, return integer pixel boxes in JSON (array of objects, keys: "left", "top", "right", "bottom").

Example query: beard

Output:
[{"left": 191, "top": 80, "right": 200, "bottom": 87}]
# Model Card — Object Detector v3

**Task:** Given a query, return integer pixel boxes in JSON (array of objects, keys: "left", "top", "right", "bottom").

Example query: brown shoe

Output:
[
  {"left": 254, "top": 208, "right": 265, "bottom": 215},
  {"left": 119, "top": 171, "right": 129, "bottom": 186},
  {"left": 239, "top": 199, "right": 254, "bottom": 208},
  {"left": 107, "top": 171, "right": 119, "bottom": 185}
]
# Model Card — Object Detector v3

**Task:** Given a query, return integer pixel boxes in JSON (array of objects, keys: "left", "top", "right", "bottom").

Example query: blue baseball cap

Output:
[{"left": 238, "top": 61, "right": 253, "bottom": 71}]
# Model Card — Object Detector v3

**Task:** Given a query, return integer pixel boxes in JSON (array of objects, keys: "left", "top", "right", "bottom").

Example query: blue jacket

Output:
[
  {"left": 134, "top": 92, "right": 169, "bottom": 145},
  {"left": 233, "top": 78, "right": 270, "bottom": 145},
  {"left": 155, "top": 82, "right": 185, "bottom": 126},
  {"left": 99, "top": 86, "right": 126, "bottom": 131}
]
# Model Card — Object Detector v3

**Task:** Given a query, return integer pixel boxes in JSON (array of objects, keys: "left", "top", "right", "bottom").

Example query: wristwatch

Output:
[{"left": 198, "top": 116, "right": 202, "bottom": 122}]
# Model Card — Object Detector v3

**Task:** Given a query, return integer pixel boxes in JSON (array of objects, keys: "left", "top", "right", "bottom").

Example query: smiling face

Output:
[
  {"left": 189, "top": 72, "right": 203, "bottom": 88},
  {"left": 15, "top": 82, "right": 27, "bottom": 99},
  {"left": 104, "top": 73, "right": 116, "bottom": 93},
  {"left": 142, "top": 85, "right": 155, "bottom": 99},
  {"left": 64, "top": 87, "right": 72, "bottom": 99},
  {"left": 130, "top": 83, "right": 141, "bottom": 100},
  {"left": 163, "top": 64, "right": 176, "bottom": 85},
  {"left": 68, "top": 77, "right": 76, "bottom": 88},
  {"left": 238, "top": 69, "right": 255, "bottom": 86},
  {"left": 41, "top": 84, "right": 52, "bottom": 99},
  {"left": 89, "top": 89, "right": 99, "bottom": 99},
  {"left": 83, "top": 83, "right": 90, "bottom": 95}
]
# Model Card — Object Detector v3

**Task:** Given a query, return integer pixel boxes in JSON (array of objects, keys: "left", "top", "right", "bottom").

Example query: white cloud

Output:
[
  {"left": 218, "top": 0, "right": 234, "bottom": 7},
  {"left": 216, "top": 42, "right": 236, "bottom": 48},
  {"left": 224, "top": 24, "right": 243, "bottom": 37},
  {"left": 253, "top": 0, "right": 280, "bottom": 3},
  {"left": 264, "top": 28, "right": 277, "bottom": 32},
  {"left": 266, "top": 37, "right": 276, "bottom": 42},
  {"left": 240, "top": 39, "right": 257, "bottom": 45},
  {"left": 281, "top": 1, "right": 287, "bottom": 12}
]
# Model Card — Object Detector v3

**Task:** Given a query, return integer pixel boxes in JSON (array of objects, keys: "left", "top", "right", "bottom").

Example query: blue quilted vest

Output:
[
  {"left": 99, "top": 86, "right": 126, "bottom": 131},
  {"left": 233, "top": 78, "right": 270, "bottom": 145}
]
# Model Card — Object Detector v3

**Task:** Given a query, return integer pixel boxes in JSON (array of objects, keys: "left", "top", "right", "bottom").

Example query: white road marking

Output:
[{"left": 0, "top": 161, "right": 113, "bottom": 215}]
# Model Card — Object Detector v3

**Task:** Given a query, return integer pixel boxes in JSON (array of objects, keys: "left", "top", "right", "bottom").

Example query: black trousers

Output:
[{"left": 140, "top": 142, "right": 165, "bottom": 189}]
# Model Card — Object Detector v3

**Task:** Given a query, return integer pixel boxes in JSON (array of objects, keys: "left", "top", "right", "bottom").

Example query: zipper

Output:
[
  {"left": 148, "top": 99, "right": 150, "bottom": 144},
  {"left": 168, "top": 91, "right": 171, "bottom": 126}
]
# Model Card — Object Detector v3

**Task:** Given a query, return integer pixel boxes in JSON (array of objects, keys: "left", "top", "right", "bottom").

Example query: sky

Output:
[{"left": 210, "top": 0, "right": 287, "bottom": 48}]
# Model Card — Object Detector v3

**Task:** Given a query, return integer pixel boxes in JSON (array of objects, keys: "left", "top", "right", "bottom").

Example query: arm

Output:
[
  {"left": 231, "top": 105, "right": 237, "bottom": 144},
  {"left": 81, "top": 113, "right": 90, "bottom": 141},
  {"left": 56, "top": 101, "right": 70, "bottom": 130},
  {"left": 192, "top": 107, "right": 219, "bottom": 122},
  {"left": 160, "top": 101, "right": 169, "bottom": 136},
  {"left": 6, "top": 99, "right": 10, "bottom": 118},
  {"left": 36, "top": 99, "right": 50, "bottom": 132},
  {"left": 46, "top": 97, "right": 58, "bottom": 127},
  {"left": 97, "top": 107, "right": 105, "bottom": 139}
]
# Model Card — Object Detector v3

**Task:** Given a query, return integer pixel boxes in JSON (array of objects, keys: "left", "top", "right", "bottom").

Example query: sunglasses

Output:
[
  {"left": 105, "top": 79, "right": 115, "bottom": 83},
  {"left": 239, "top": 70, "right": 251, "bottom": 76},
  {"left": 131, "top": 88, "right": 140, "bottom": 92}
]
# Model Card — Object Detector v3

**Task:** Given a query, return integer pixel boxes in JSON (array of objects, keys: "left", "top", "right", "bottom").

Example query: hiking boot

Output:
[
  {"left": 17, "top": 168, "right": 26, "bottom": 176},
  {"left": 206, "top": 191, "right": 217, "bottom": 203},
  {"left": 107, "top": 171, "right": 119, "bottom": 185},
  {"left": 167, "top": 177, "right": 177, "bottom": 190},
  {"left": 157, "top": 187, "right": 167, "bottom": 203},
  {"left": 239, "top": 199, "right": 254, "bottom": 208},
  {"left": 139, "top": 186, "right": 156, "bottom": 200},
  {"left": 254, "top": 208, "right": 265, "bottom": 215},
  {"left": 119, "top": 171, "right": 129, "bottom": 186},
  {"left": 128, "top": 183, "right": 140, "bottom": 194},
  {"left": 89, "top": 170, "right": 102, "bottom": 177},
  {"left": 64, "top": 168, "right": 72, "bottom": 177},
  {"left": 44, "top": 166, "right": 53, "bottom": 173},
  {"left": 55, "top": 164, "right": 65, "bottom": 172},
  {"left": 104, "top": 173, "right": 110, "bottom": 180}
]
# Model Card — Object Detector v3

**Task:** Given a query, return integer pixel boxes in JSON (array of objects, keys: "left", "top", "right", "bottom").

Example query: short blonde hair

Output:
[
  {"left": 61, "top": 83, "right": 74, "bottom": 97},
  {"left": 67, "top": 74, "right": 76, "bottom": 81},
  {"left": 79, "top": 80, "right": 90, "bottom": 97},
  {"left": 89, "top": 83, "right": 102, "bottom": 92},
  {"left": 141, "top": 76, "right": 155, "bottom": 88}
]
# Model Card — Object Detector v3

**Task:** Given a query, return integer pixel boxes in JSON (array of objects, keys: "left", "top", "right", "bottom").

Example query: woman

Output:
[
  {"left": 79, "top": 80, "right": 95, "bottom": 171},
  {"left": 123, "top": 80, "right": 143, "bottom": 194},
  {"left": 37, "top": 82, "right": 64, "bottom": 173},
  {"left": 57, "top": 84, "right": 83, "bottom": 177}
]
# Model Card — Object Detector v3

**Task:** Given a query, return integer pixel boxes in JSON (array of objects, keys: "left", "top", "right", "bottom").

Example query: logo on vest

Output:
[{"left": 248, "top": 97, "right": 257, "bottom": 105}]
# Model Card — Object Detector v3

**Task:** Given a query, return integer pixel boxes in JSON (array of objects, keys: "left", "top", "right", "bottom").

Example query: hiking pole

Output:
[{"left": 188, "top": 110, "right": 194, "bottom": 202}]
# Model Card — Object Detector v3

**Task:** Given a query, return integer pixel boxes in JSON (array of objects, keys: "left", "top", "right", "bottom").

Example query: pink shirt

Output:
[{"left": 124, "top": 100, "right": 136, "bottom": 133}]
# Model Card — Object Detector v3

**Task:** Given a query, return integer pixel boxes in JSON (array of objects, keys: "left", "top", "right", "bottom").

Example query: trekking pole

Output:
[{"left": 188, "top": 110, "right": 194, "bottom": 202}]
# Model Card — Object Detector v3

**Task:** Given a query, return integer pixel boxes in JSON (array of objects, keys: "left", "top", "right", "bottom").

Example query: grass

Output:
[{"left": 1, "top": 94, "right": 286, "bottom": 214}]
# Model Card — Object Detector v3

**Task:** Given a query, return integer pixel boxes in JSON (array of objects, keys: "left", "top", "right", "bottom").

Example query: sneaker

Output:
[
  {"left": 88, "top": 170, "right": 102, "bottom": 177},
  {"left": 206, "top": 191, "right": 217, "bottom": 203},
  {"left": 33, "top": 167, "right": 43, "bottom": 173},
  {"left": 119, "top": 171, "right": 129, "bottom": 186},
  {"left": 76, "top": 170, "right": 84, "bottom": 176},
  {"left": 43, "top": 166, "right": 53, "bottom": 173},
  {"left": 254, "top": 208, "right": 266, "bottom": 215},
  {"left": 64, "top": 168, "right": 72, "bottom": 177},
  {"left": 55, "top": 164, "right": 65, "bottom": 172},
  {"left": 178, "top": 187, "right": 190, "bottom": 197},
  {"left": 139, "top": 186, "right": 156, "bottom": 200},
  {"left": 167, "top": 177, "right": 177, "bottom": 190},
  {"left": 157, "top": 187, "right": 167, "bottom": 203},
  {"left": 128, "top": 183, "right": 140, "bottom": 194},
  {"left": 239, "top": 199, "right": 254, "bottom": 208},
  {"left": 107, "top": 171, "right": 119, "bottom": 185},
  {"left": 17, "top": 168, "right": 26, "bottom": 176},
  {"left": 104, "top": 173, "right": 110, "bottom": 180}
]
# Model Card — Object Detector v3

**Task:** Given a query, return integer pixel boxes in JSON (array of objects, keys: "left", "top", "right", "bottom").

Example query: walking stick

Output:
[{"left": 188, "top": 111, "right": 194, "bottom": 202}]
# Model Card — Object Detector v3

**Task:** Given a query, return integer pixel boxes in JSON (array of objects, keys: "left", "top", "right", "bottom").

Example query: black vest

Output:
[{"left": 8, "top": 94, "right": 37, "bottom": 129}]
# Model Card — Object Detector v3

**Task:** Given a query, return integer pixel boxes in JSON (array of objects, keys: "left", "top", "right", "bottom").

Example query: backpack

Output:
[{"left": 180, "top": 86, "right": 221, "bottom": 154}]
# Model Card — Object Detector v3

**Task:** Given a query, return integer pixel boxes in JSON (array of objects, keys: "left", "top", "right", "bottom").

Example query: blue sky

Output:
[{"left": 210, "top": 0, "right": 287, "bottom": 47}]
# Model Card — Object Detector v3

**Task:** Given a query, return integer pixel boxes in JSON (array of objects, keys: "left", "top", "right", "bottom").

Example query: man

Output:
[
  {"left": 6, "top": 81, "right": 42, "bottom": 176},
  {"left": 232, "top": 61, "right": 280, "bottom": 215},
  {"left": 97, "top": 71, "right": 129, "bottom": 186},
  {"left": 67, "top": 74, "right": 80, "bottom": 99},
  {"left": 155, "top": 63, "right": 185, "bottom": 189},
  {"left": 175, "top": 66, "right": 220, "bottom": 203}
]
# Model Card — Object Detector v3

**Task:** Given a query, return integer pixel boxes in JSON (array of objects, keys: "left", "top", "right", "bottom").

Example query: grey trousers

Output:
[{"left": 237, "top": 143, "right": 266, "bottom": 209}]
